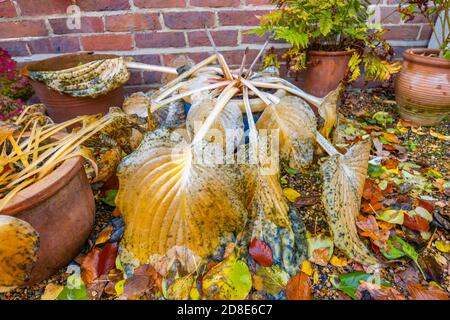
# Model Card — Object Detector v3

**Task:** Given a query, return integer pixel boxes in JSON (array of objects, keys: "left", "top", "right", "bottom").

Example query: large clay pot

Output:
[
  {"left": 0, "top": 157, "right": 95, "bottom": 285},
  {"left": 395, "top": 48, "right": 450, "bottom": 126},
  {"left": 304, "top": 50, "right": 353, "bottom": 97},
  {"left": 22, "top": 52, "right": 125, "bottom": 123}
]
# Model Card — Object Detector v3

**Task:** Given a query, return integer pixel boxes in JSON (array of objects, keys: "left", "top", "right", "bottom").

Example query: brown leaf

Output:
[
  {"left": 286, "top": 271, "right": 312, "bottom": 300},
  {"left": 407, "top": 283, "right": 449, "bottom": 300},
  {"left": 357, "top": 282, "right": 405, "bottom": 300},
  {"left": 81, "top": 242, "right": 118, "bottom": 285},
  {"left": 356, "top": 215, "right": 390, "bottom": 250},
  {"left": 403, "top": 212, "right": 430, "bottom": 232},
  {"left": 383, "top": 158, "right": 399, "bottom": 170},
  {"left": 293, "top": 195, "right": 321, "bottom": 208}
]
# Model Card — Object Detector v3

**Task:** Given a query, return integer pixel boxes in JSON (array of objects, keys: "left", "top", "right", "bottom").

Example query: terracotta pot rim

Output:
[
  {"left": 0, "top": 156, "right": 84, "bottom": 215},
  {"left": 308, "top": 50, "right": 354, "bottom": 56},
  {"left": 403, "top": 48, "right": 450, "bottom": 68},
  {"left": 21, "top": 52, "right": 119, "bottom": 75}
]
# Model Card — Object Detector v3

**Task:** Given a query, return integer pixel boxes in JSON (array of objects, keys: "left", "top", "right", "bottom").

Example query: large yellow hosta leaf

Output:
[
  {"left": 321, "top": 140, "right": 378, "bottom": 266},
  {"left": 116, "top": 129, "right": 247, "bottom": 263},
  {"left": 0, "top": 215, "right": 39, "bottom": 288},
  {"left": 256, "top": 96, "right": 317, "bottom": 169}
]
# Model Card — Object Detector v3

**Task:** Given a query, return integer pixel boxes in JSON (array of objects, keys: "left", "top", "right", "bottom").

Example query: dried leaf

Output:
[
  {"left": 166, "top": 274, "right": 195, "bottom": 300},
  {"left": 286, "top": 271, "right": 312, "bottom": 300},
  {"left": 357, "top": 281, "right": 405, "bottom": 300},
  {"left": 321, "top": 140, "right": 378, "bottom": 265},
  {"left": 407, "top": 283, "right": 449, "bottom": 300},
  {"left": 41, "top": 283, "right": 64, "bottom": 300},
  {"left": 116, "top": 129, "right": 247, "bottom": 261},
  {"left": 356, "top": 215, "right": 390, "bottom": 250},
  {"left": 0, "top": 215, "right": 39, "bottom": 288},
  {"left": 81, "top": 242, "right": 118, "bottom": 285},
  {"left": 435, "top": 240, "right": 450, "bottom": 253},
  {"left": 256, "top": 95, "right": 317, "bottom": 169},
  {"left": 307, "top": 234, "right": 334, "bottom": 266}
]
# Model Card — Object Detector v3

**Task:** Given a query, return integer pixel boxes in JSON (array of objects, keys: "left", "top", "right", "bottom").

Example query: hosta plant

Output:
[{"left": 251, "top": 0, "right": 401, "bottom": 82}]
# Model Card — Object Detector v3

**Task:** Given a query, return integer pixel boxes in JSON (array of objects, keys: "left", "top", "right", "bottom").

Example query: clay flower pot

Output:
[
  {"left": 395, "top": 48, "right": 450, "bottom": 126},
  {"left": 0, "top": 156, "right": 95, "bottom": 285},
  {"left": 304, "top": 50, "right": 353, "bottom": 97},
  {"left": 22, "top": 52, "right": 125, "bottom": 123}
]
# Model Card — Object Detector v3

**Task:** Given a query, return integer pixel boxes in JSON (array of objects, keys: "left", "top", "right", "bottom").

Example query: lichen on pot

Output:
[{"left": 395, "top": 48, "right": 450, "bottom": 126}]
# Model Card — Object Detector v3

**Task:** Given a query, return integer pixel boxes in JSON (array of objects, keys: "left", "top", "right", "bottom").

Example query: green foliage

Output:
[
  {"left": 398, "top": 0, "right": 449, "bottom": 59},
  {"left": 250, "top": 0, "right": 401, "bottom": 81}
]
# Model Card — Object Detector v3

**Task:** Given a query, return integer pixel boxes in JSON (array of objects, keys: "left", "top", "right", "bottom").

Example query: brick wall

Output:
[{"left": 0, "top": 0, "right": 433, "bottom": 92}]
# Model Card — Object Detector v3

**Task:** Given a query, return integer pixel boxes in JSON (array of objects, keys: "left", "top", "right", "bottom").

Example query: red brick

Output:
[
  {"left": 241, "top": 32, "right": 267, "bottom": 44},
  {"left": 381, "top": 25, "right": 421, "bottom": 41},
  {"left": 127, "top": 71, "right": 144, "bottom": 85},
  {"left": 191, "top": 0, "right": 240, "bottom": 7},
  {"left": 162, "top": 52, "right": 209, "bottom": 65},
  {"left": 49, "top": 17, "right": 104, "bottom": 34},
  {"left": 0, "top": 20, "right": 48, "bottom": 39},
  {"left": 379, "top": 6, "right": 401, "bottom": 24},
  {"left": 0, "top": 41, "right": 29, "bottom": 56},
  {"left": 222, "top": 49, "right": 260, "bottom": 65},
  {"left": 164, "top": 12, "right": 214, "bottom": 29},
  {"left": 188, "top": 30, "right": 238, "bottom": 47},
  {"left": 16, "top": 0, "right": 71, "bottom": 16},
  {"left": 134, "top": 0, "right": 186, "bottom": 8},
  {"left": 246, "top": 0, "right": 271, "bottom": 5},
  {"left": 81, "top": 34, "right": 133, "bottom": 51},
  {"left": 78, "top": 0, "right": 130, "bottom": 11},
  {"left": 133, "top": 54, "right": 161, "bottom": 66},
  {"left": 418, "top": 25, "right": 434, "bottom": 41},
  {"left": 0, "top": 1, "right": 17, "bottom": 18},
  {"left": 219, "top": 10, "right": 269, "bottom": 26},
  {"left": 135, "top": 32, "right": 186, "bottom": 48},
  {"left": 28, "top": 37, "right": 80, "bottom": 54},
  {"left": 105, "top": 13, "right": 161, "bottom": 32}
]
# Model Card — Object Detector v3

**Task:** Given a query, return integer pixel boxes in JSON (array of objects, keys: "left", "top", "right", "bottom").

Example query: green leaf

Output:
[
  {"left": 331, "top": 272, "right": 391, "bottom": 300},
  {"left": 368, "top": 163, "right": 386, "bottom": 178},
  {"left": 285, "top": 167, "right": 300, "bottom": 175},
  {"left": 372, "top": 112, "right": 393, "bottom": 127},
  {"left": 202, "top": 253, "right": 252, "bottom": 300},
  {"left": 255, "top": 266, "right": 290, "bottom": 295},
  {"left": 100, "top": 189, "right": 118, "bottom": 207},
  {"left": 57, "top": 270, "right": 88, "bottom": 300},
  {"left": 376, "top": 209, "right": 404, "bottom": 225}
]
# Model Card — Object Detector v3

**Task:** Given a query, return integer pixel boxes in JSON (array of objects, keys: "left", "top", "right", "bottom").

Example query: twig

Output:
[{"left": 245, "top": 38, "right": 271, "bottom": 79}]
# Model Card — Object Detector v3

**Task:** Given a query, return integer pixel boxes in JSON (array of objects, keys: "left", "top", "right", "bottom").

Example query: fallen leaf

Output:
[
  {"left": 166, "top": 274, "right": 195, "bottom": 300},
  {"left": 330, "top": 255, "right": 349, "bottom": 267},
  {"left": 307, "top": 234, "right": 334, "bottom": 266},
  {"left": 283, "top": 188, "right": 301, "bottom": 203},
  {"left": 81, "top": 242, "right": 119, "bottom": 285},
  {"left": 407, "top": 283, "right": 449, "bottom": 300},
  {"left": 430, "top": 129, "right": 450, "bottom": 142},
  {"left": 286, "top": 272, "right": 312, "bottom": 300},
  {"left": 41, "top": 283, "right": 64, "bottom": 300},
  {"left": 435, "top": 240, "right": 450, "bottom": 253},
  {"left": 202, "top": 253, "right": 252, "bottom": 300},
  {"left": 356, "top": 215, "right": 390, "bottom": 250},
  {"left": 249, "top": 238, "right": 273, "bottom": 267},
  {"left": 331, "top": 271, "right": 391, "bottom": 300},
  {"left": 255, "top": 266, "right": 290, "bottom": 295},
  {"left": 357, "top": 281, "right": 405, "bottom": 300},
  {"left": 301, "top": 260, "right": 313, "bottom": 276},
  {"left": 95, "top": 225, "right": 113, "bottom": 245},
  {"left": 376, "top": 209, "right": 404, "bottom": 225},
  {"left": 381, "top": 132, "right": 400, "bottom": 144}
]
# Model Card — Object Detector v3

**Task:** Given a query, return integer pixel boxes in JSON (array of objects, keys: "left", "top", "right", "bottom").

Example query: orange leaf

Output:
[
  {"left": 81, "top": 242, "right": 118, "bottom": 285},
  {"left": 286, "top": 271, "right": 312, "bottom": 300},
  {"left": 358, "top": 282, "right": 405, "bottom": 300},
  {"left": 403, "top": 213, "right": 430, "bottom": 232},
  {"left": 382, "top": 132, "right": 400, "bottom": 144},
  {"left": 407, "top": 283, "right": 449, "bottom": 300},
  {"left": 356, "top": 215, "right": 390, "bottom": 250}
]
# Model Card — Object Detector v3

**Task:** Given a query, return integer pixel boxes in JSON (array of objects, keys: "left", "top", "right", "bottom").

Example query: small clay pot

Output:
[
  {"left": 304, "top": 50, "right": 353, "bottom": 97},
  {"left": 395, "top": 48, "right": 450, "bottom": 126},
  {"left": 0, "top": 157, "right": 95, "bottom": 285},
  {"left": 22, "top": 52, "right": 125, "bottom": 123}
]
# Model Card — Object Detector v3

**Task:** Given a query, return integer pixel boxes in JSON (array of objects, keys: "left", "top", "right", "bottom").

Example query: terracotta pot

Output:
[
  {"left": 395, "top": 48, "right": 450, "bottom": 126},
  {"left": 22, "top": 52, "right": 125, "bottom": 123},
  {"left": 304, "top": 50, "right": 353, "bottom": 97},
  {"left": 0, "top": 157, "right": 95, "bottom": 285}
]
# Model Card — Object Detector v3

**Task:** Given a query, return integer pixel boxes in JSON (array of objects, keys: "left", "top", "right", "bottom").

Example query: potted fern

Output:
[
  {"left": 251, "top": 0, "right": 400, "bottom": 97},
  {"left": 395, "top": 0, "right": 450, "bottom": 126}
]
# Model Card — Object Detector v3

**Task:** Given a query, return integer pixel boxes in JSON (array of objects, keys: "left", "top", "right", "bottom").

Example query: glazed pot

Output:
[
  {"left": 22, "top": 52, "right": 125, "bottom": 123},
  {"left": 0, "top": 156, "right": 95, "bottom": 285},
  {"left": 395, "top": 48, "right": 450, "bottom": 126},
  {"left": 304, "top": 50, "right": 353, "bottom": 97}
]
